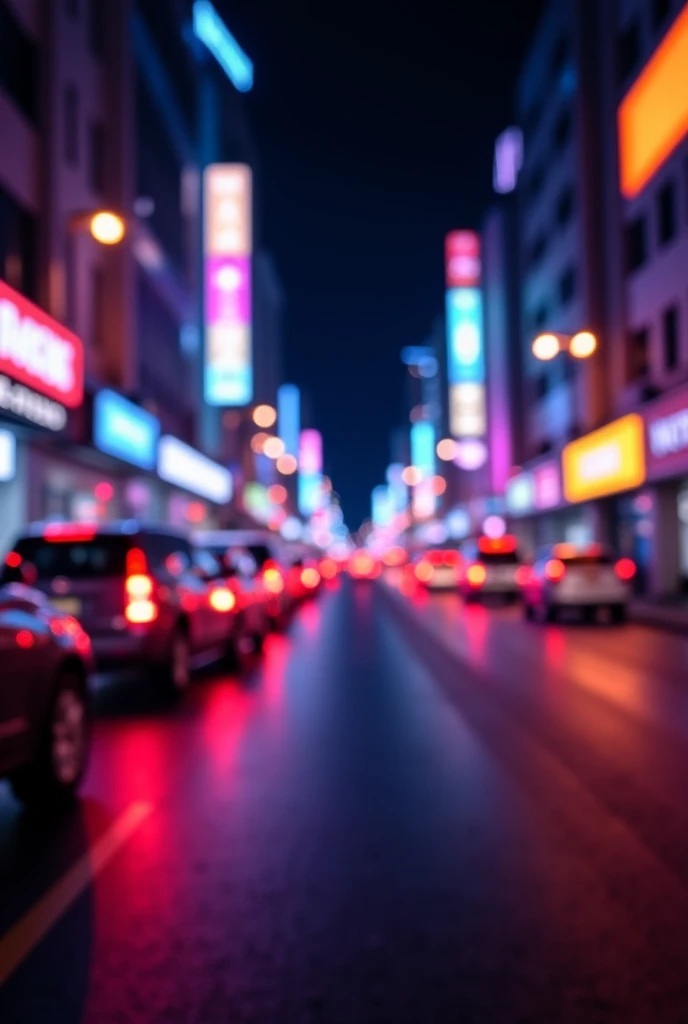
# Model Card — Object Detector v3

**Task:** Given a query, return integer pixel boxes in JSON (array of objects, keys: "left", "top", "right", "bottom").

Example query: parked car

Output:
[
  {"left": 194, "top": 529, "right": 296, "bottom": 626},
  {"left": 459, "top": 535, "right": 524, "bottom": 603},
  {"left": 0, "top": 582, "right": 93, "bottom": 804},
  {"left": 1, "top": 522, "right": 239, "bottom": 692},
  {"left": 411, "top": 549, "right": 462, "bottom": 590},
  {"left": 194, "top": 544, "right": 270, "bottom": 655},
  {"left": 520, "top": 543, "right": 636, "bottom": 623}
]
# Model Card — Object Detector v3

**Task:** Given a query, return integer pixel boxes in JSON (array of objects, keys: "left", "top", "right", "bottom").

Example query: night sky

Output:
[{"left": 222, "top": 0, "right": 545, "bottom": 527}]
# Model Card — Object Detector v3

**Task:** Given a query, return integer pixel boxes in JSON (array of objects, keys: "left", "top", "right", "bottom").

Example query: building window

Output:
[
  {"left": 0, "top": 184, "right": 38, "bottom": 301},
  {"left": 657, "top": 180, "right": 677, "bottom": 246},
  {"left": 534, "top": 374, "right": 550, "bottom": 399},
  {"left": 528, "top": 232, "right": 548, "bottom": 269},
  {"left": 617, "top": 20, "right": 640, "bottom": 85},
  {"left": 89, "top": 121, "right": 105, "bottom": 194},
  {"left": 625, "top": 215, "right": 647, "bottom": 273},
  {"left": 88, "top": 0, "right": 106, "bottom": 57},
  {"left": 627, "top": 326, "right": 650, "bottom": 382},
  {"left": 526, "top": 163, "right": 545, "bottom": 205},
  {"left": 553, "top": 108, "right": 572, "bottom": 154},
  {"left": 652, "top": 0, "right": 671, "bottom": 31},
  {"left": 534, "top": 302, "right": 549, "bottom": 330},
  {"left": 64, "top": 0, "right": 79, "bottom": 16},
  {"left": 550, "top": 35, "right": 570, "bottom": 85},
  {"left": 555, "top": 185, "right": 574, "bottom": 228},
  {"left": 559, "top": 265, "right": 577, "bottom": 306},
  {"left": 663, "top": 305, "right": 679, "bottom": 370},
  {"left": 92, "top": 265, "right": 106, "bottom": 354},
  {"left": 0, "top": 3, "right": 38, "bottom": 124},
  {"left": 64, "top": 84, "right": 79, "bottom": 166}
]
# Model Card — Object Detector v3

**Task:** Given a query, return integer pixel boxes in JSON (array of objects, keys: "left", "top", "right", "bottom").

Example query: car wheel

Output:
[
  {"left": 10, "top": 670, "right": 90, "bottom": 806},
  {"left": 611, "top": 604, "right": 627, "bottom": 624},
  {"left": 167, "top": 625, "right": 191, "bottom": 693}
]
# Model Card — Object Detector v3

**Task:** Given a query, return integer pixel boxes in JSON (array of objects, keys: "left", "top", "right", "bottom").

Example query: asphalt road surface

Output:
[{"left": 2, "top": 578, "right": 688, "bottom": 1023}]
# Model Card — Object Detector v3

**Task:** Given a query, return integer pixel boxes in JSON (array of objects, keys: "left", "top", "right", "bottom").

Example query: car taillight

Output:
[
  {"left": 545, "top": 558, "right": 566, "bottom": 583},
  {"left": 209, "top": 586, "right": 237, "bottom": 612},
  {"left": 319, "top": 558, "right": 337, "bottom": 580},
  {"left": 466, "top": 564, "right": 486, "bottom": 587},
  {"left": 5, "top": 551, "right": 22, "bottom": 568},
  {"left": 615, "top": 557, "right": 636, "bottom": 581},
  {"left": 415, "top": 560, "right": 433, "bottom": 583},
  {"left": 125, "top": 550, "right": 158, "bottom": 624},
  {"left": 301, "top": 567, "right": 320, "bottom": 589},
  {"left": 515, "top": 565, "right": 532, "bottom": 586},
  {"left": 263, "top": 567, "right": 284, "bottom": 594}
]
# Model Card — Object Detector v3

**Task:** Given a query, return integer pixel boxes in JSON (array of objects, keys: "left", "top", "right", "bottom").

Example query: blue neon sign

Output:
[
  {"left": 410, "top": 421, "right": 436, "bottom": 478},
  {"left": 94, "top": 390, "right": 160, "bottom": 470},
  {"left": 193, "top": 1, "right": 254, "bottom": 93},
  {"left": 446, "top": 288, "right": 484, "bottom": 384},
  {"left": 278, "top": 384, "right": 300, "bottom": 456}
]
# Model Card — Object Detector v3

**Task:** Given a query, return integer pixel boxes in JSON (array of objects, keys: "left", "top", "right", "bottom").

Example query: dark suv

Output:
[{"left": 1, "top": 522, "right": 239, "bottom": 691}]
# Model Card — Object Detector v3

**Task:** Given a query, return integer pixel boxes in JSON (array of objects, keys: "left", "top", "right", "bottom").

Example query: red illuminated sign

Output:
[
  {"left": 445, "top": 231, "right": 481, "bottom": 289},
  {"left": 0, "top": 281, "right": 84, "bottom": 408}
]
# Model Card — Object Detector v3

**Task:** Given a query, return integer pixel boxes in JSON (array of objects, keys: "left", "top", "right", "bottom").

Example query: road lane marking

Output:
[{"left": 0, "top": 800, "right": 152, "bottom": 988}]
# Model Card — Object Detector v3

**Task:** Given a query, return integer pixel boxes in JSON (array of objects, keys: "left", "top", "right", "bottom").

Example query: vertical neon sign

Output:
[
  {"left": 298, "top": 429, "right": 323, "bottom": 516},
  {"left": 204, "top": 164, "right": 253, "bottom": 406},
  {"left": 445, "top": 231, "right": 486, "bottom": 440},
  {"left": 278, "top": 384, "right": 300, "bottom": 456}
]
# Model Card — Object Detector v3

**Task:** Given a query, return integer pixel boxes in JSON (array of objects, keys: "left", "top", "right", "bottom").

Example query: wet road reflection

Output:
[{"left": 1, "top": 581, "right": 688, "bottom": 1022}]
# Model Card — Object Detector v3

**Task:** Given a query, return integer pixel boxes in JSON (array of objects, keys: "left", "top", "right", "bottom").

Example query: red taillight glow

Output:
[
  {"left": 415, "top": 560, "right": 434, "bottom": 583},
  {"left": 126, "top": 574, "right": 153, "bottom": 599},
  {"left": 319, "top": 558, "right": 337, "bottom": 580},
  {"left": 125, "top": 599, "right": 157, "bottom": 625},
  {"left": 209, "top": 587, "right": 237, "bottom": 612},
  {"left": 263, "top": 567, "right": 284, "bottom": 594},
  {"left": 615, "top": 557, "right": 636, "bottom": 581},
  {"left": 16, "top": 629, "right": 34, "bottom": 649},
  {"left": 478, "top": 535, "right": 517, "bottom": 555},
  {"left": 125, "top": 556, "right": 157, "bottom": 623},
  {"left": 44, "top": 523, "right": 97, "bottom": 542},
  {"left": 466, "top": 564, "right": 486, "bottom": 587},
  {"left": 5, "top": 551, "right": 22, "bottom": 568},
  {"left": 545, "top": 558, "right": 566, "bottom": 582},
  {"left": 515, "top": 565, "right": 533, "bottom": 587},
  {"left": 301, "top": 567, "right": 321, "bottom": 589}
]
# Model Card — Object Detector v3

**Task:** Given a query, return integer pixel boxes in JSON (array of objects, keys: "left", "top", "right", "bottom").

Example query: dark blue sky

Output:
[{"left": 222, "top": 0, "right": 545, "bottom": 526}]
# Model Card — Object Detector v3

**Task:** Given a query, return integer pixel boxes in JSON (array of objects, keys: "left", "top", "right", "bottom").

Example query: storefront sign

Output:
[
  {"left": 0, "top": 428, "right": 16, "bottom": 482},
  {"left": 158, "top": 435, "right": 232, "bottom": 504},
  {"left": 445, "top": 232, "right": 486, "bottom": 440},
  {"left": 534, "top": 460, "right": 561, "bottom": 510},
  {"left": 506, "top": 472, "right": 535, "bottom": 515},
  {"left": 0, "top": 281, "right": 84, "bottom": 408},
  {"left": 644, "top": 387, "right": 688, "bottom": 480},
  {"left": 94, "top": 390, "right": 160, "bottom": 470},
  {"left": 203, "top": 164, "right": 253, "bottom": 406},
  {"left": 562, "top": 414, "right": 645, "bottom": 503}
]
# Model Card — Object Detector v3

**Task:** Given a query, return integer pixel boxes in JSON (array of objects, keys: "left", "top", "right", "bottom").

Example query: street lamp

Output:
[
  {"left": 532, "top": 331, "right": 598, "bottom": 361},
  {"left": 68, "top": 209, "right": 127, "bottom": 245}
]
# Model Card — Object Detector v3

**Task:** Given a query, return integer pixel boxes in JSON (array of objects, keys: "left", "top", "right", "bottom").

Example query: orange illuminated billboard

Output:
[
  {"left": 562, "top": 415, "right": 646, "bottom": 503},
  {"left": 619, "top": 4, "right": 688, "bottom": 199}
]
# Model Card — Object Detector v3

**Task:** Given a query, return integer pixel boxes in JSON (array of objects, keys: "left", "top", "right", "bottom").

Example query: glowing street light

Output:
[
  {"left": 532, "top": 333, "right": 561, "bottom": 361},
  {"left": 436, "top": 438, "right": 458, "bottom": 461},
  {"left": 276, "top": 453, "right": 298, "bottom": 475},
  {"left": 532, "top": 330, "right": 598, "bottom": 362},
  {"left": 253, "top": 404, "right": 277, "bottom": 428},
  {"left": 401, "top": 466, "right": 422, "bottom": 486},
  {"left": 263, "top": 437, "right": 285, "bottom": 459},
  {"left": 569, "top": 331, "right": 597, "bottom": 359},
  {"left": 89, "top": 211, "right": 126, "bottom": 245}
]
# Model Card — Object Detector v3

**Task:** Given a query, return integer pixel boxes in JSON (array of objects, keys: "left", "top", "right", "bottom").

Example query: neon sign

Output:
[{"left": 192, "top": 1, "right": 253, "bottom": 93}]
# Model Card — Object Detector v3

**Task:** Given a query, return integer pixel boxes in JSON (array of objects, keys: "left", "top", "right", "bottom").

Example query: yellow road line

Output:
[{"left": 0, "top": 800, "right": 153, "bottom": 988}]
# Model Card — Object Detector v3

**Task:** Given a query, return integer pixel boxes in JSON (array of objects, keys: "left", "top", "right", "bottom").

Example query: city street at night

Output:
[{"left": 3, "top": 580, "right": 688, "bottom": 1022}]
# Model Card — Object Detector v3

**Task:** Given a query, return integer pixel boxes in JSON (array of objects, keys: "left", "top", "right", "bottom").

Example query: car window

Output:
[
  {"left": 479, "top": 552, "right": 520, "bottom": 565},
  {"left": 2, "top": 536, "right": 130, "bottom": 581},
  {"left": 192, "top": 549, "right": 222, "bottom": 579},
  {"left": 143, "top": 534, "right": 192, "bottom": 575},
  {"left": 246, "top": 544, "right": 272, "bottom": 570}
]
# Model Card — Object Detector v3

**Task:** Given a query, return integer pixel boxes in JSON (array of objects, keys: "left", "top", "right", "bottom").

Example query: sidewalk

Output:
[{"left": 631, "top": 600, "right": 688, "bottom": 633}]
